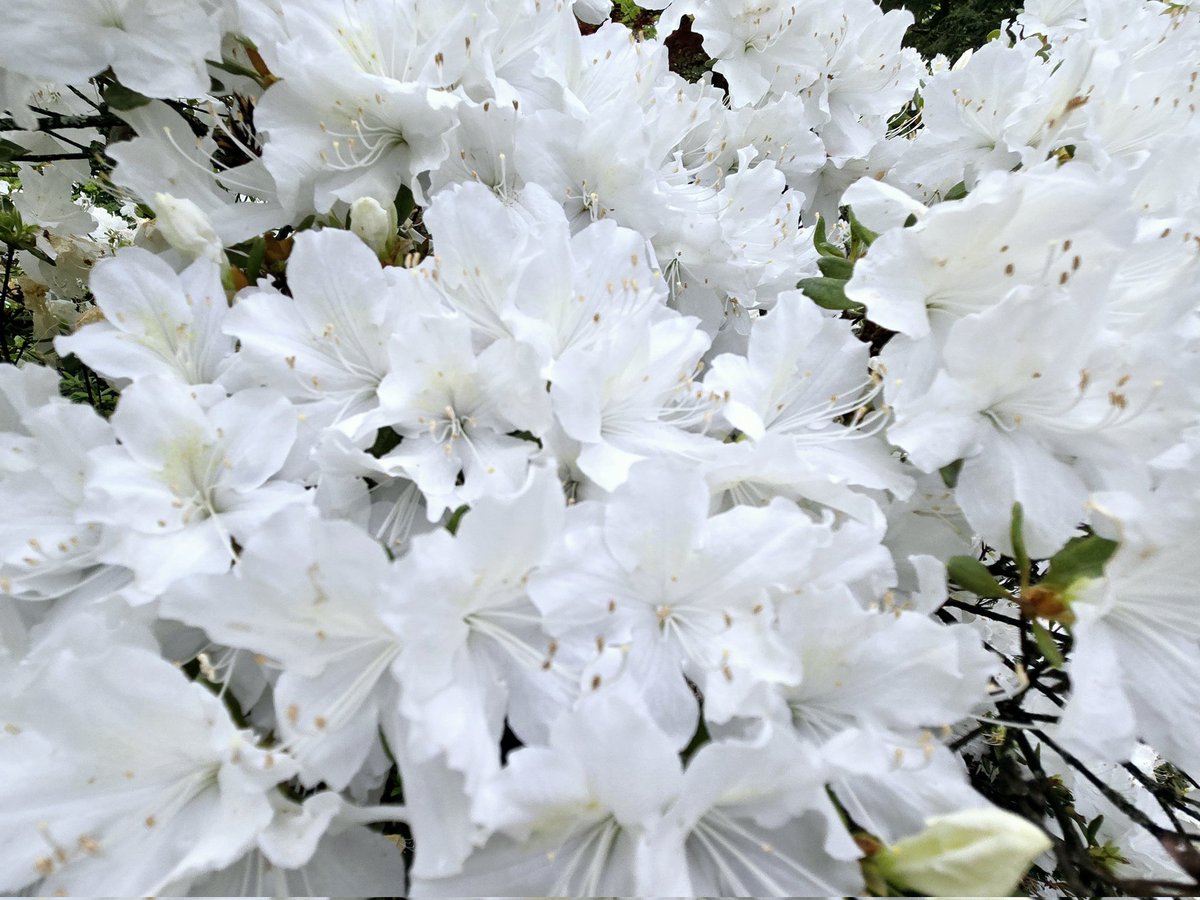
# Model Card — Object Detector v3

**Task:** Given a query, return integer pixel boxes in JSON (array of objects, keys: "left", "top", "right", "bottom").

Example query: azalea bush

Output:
[{"left": 2, "top": 0, "right": 1200, "bottom": 896}]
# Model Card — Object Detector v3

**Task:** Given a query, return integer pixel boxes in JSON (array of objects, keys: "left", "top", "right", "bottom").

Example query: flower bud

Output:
[
  {"left": 152, "top": 193, "right": 223, "bottom": 264},
  {"left": 874, "top": 807, "right": 1051, "bottom": 897},
  {"left": 349, "top": 196, "right": 397, "bottom": 255},
  {"left": 573, "top": 0, "right": 613, "bottom": 26}
]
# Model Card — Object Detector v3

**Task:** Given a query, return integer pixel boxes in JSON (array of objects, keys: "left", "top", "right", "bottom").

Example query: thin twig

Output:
[
  {"left": 944, "top": 598, "right": 1024, "bottom": 627},
  {"left": 1013, "top": 728, "right": 1093, "bottom": 897},
  {"left": 67, "top": 85, "right": 104, "bottom": 111},
  {"left": 1123, "top": 762, "right": 1200, "bottom": 832},
  {"left": 7, "top": 153, "right": 91, "bottom": 163},
  {"left": 1034, "top": 729, "right": 1200, "bottom": 883},
  {"left": 0, "top": 247, "right": 14, "bottom": 364},
  {"left": 0, "top": 112, "right": 122, "bottom": 133}
]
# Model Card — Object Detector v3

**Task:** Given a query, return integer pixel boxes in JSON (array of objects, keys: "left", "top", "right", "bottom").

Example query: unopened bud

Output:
[
  {"left": 874, "top": 807, "right": 1051, "bottom": 897},
  {"left": 152, "top": 193, "right": 223, "bottom": 264},
  {"left": 349, "top": 196, "right": 397, "bottom": 255}
]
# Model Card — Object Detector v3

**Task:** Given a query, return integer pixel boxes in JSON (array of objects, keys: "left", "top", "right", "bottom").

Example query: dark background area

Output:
[{"left": 882, "top": 0, "right": 1026, "bottom": 60}]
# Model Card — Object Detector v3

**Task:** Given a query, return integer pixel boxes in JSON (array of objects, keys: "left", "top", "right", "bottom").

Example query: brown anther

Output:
[
  {"left": 591, "top": 674, "right": 602, "bottom": 690},
  {"left": 314, "top": 715, "right": 328, "bottom": 730},
  {"left": 1018, "top": 585, "right": 1076, "bottom": 624}
]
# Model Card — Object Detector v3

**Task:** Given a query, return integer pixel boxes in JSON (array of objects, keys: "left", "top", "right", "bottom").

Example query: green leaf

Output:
[
  {"left": 244, "top": 235, "right": 267, "bottom": 283},
  {"left": 1041, "top": 534, "right": 1118, "bottom": 589},
  {"left": 394, "top": 184, "right": 416, "bottom": 224},
  {"left": 1085, "top": 815, "right": 1105, "bottom": 845},
  {"left": 946, "top": 556, "right": 1010, "bottom": 599},
  {"left": 814, "top": 213, "right": 828, "bottom": 246},
  {"left": 848, "top": 210, "right": 878, "bottom": 247},
  {"left": 208, "top": 57, "right": 266, "bottom": 82},
  {"left": 103, "top": 82, "right": 151, "bottom": 111},
  {"left": 816, "top": 256, "right": 854, "bottom": 280},
  {"left": 1010, "top": 502, "right": 1030, "bottom": 580},
  {"left": 943, "top": 181, "right": 969, "bottom": 202},
  {"left": 812, "top": 215, "right": 844, "bottom": 258},
  {"left": 445, "top": 504, "right": 470, "bottom": 535},
  {"left": 1031, "top": 620, "right": 1065, "bottom": 669},
  {"left": 939, "top": 458, "right": 964, "bottom": 488},
  {"left": 368, "top": 426, "right": 403, "bottom": 458},
  {"left": 797, "top": 276, "right": 862, "bottom": 312},
  {"left": 0, "top": 139, "right": 29, "bottom": 165}
]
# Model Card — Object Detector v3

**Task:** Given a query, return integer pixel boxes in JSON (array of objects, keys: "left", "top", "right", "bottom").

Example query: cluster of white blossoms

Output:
[{"left": 1, "top": 0, "right": 1199, "bottom": 895}]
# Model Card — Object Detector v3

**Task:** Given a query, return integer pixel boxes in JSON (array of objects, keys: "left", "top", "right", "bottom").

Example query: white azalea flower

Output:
[
  {"left": 0, "top": 639, "right": 297, "bottom": 895},
  {"left": 163, "top": 507, "right": 401, "bottom": 790},
  {"left": 530, "top": 460, "right": 830, "bottom": 743},
  {"left": 640, "top": 726, "right": 864, "bottom": 896},
  {"left": 0, "top": 365, "right": 128, "bottom": 604},
  {"left": 81, "top": 377, "right": 308, "bottom": 598},
  {"left": 223, "top": 228, "right": 429, "bottom": 431},
  {"left": 56, "top": 247, "right": 234, "bottom": 392},
  {"left": 189, "top": 792, "right": 407, "bottom": 896},
  {"left": 386, "top": 466, "right": 574, "bottom": 793},
  {"left": 109, "top": 102, "right": 288, "bottom": 246},
  {"left": 0, "top": 0, "right": 221, "bottom": 99},
  {"left": 550, "top": 310, "right": 715, "bottom": 491},
  {"left": 414, "top": 694, "right": 683, "bottom": 897},
  {"left": 368, "top": 312, "right": 547, "bottom": 517},
  {"left": 1057, "top": 475, "right": 1200, "bottom": 774}
]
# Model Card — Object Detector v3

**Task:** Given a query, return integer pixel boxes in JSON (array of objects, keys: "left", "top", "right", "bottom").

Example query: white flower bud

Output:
[
  {"left": 951, "top": 48, "right": 975, "bottom": 71},
  {"left": 349, "top": 196, "right": 397, "bottom": 254},
  {"left": 875, "top": 807, "right": 1052, "bottom": 897},
  {"left": 573, "top": 0, "right": 613, "bottom": 25},
  {"left": 152, "top": 193, "right": 223, "bottom": 264}
]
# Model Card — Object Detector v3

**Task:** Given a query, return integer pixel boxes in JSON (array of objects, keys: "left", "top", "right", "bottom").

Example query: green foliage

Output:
[
  {"left": 946, "top": 555, "right": 1011, "bottom": 599},
  {"left": 882, "top": 0, "right": 1024, "bottom": 61},
  {"left": 614, "top": 0, "right": 658, "bottom": 37},
  {"left": 102, "top": 82, "right": 151, "bottom": 111},
  {"left": 1040, "top": 534, "right": 1119, "bottom": 591}
]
